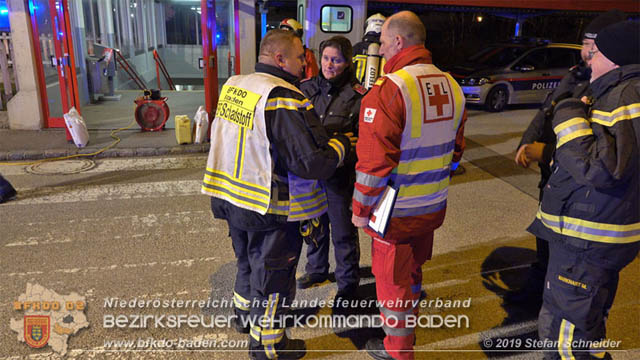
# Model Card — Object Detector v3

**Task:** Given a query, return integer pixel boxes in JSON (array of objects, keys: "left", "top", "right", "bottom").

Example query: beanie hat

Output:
[
  {"left": 583, "top": 9, "right": 626, "bottom": 39},
  {"left": 595, "top": 20, "right": 640, "bottom": 66},
  {"left": 319, "top": 36, "right": 353, "bottom": 64}
]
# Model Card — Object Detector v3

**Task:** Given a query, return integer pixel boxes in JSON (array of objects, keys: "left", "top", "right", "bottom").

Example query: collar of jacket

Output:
[
  {"left": 590, "top": 64, "right": 640, "bottom": 99},
  {"left": 383, "top": 45, "right": 433, "bottom": 74},
  {"left": 570, "top": 61, "right": 592, "bottom": 81},
  {"left": 305, "top": 67, "right": 358, "bottom": 99},
  {"left": 322, "top": 66, "right": 355, "bottom": 91},
  {"left": 255, "top": 63, "right": 300, "bottom": 85}
]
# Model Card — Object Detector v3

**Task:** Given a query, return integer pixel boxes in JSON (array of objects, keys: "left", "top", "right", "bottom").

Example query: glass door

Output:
[{"left": 30, "top": 0, "right": 79, "bottom": 128}]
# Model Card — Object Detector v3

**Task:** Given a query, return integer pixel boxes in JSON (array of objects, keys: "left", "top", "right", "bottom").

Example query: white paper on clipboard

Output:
[{"left": 367, "top": 185, "right": 398, "bottom": 237}]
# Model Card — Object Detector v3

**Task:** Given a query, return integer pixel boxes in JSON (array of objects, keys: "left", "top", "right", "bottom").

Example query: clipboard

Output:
[{"left": 367, "top": 185, "right": 398, "bottom": 238}]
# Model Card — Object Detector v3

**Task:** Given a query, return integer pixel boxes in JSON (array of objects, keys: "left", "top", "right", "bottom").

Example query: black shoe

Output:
[
  {"left": 233, "top": 316, "right": 249, "bottom": 334},
  {"left": 336, "top": 285, "right": 358, "bottom": 299},
  {"left": 233, "top": 307, "right": 250, "bottom": 334},
  {"left": 0, "top": 177, "right": 16, "bottom": 204},
  {"left": 451, "top": 164, "right": 466, "bottom": 176},
  {"left": 365, "top": 338, "right": 394, "bottom": 360},
  {"left": 296, "top": 273, "right": 328, "bottom": 289},
  {"left": 590, "top": 351, "right": 612, "bottom": 360},
  {"left": 278, "top": 338, "right": 306, "bottom": 359},
  {"left": 249, "top": 337, "right": 306, "bottom": 359},
  {"left": 333, "top": 286, "right": 359, "bottom": 314}
]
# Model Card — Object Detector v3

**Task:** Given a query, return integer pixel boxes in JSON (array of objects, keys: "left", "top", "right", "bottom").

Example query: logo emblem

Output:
[
  {"left": 417, "top": 74, "right": 454, "bottom": 122},
  {"left": 363, "top": 108, "right": 377, "bottom": 123},
  {"left": 24, "top": 315, "right": 50, "bottom": 348}
]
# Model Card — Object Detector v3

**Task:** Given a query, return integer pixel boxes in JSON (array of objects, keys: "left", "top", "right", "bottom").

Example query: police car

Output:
[{"left": 450, "top": 41, "right": 582, "bottom": 112}]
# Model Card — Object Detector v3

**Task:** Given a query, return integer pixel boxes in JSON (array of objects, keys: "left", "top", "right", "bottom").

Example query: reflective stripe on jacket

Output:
[
  {"left": 528, "top": 64, "right": 640, "bottom": 261},
  {"left": 353, "top": 63, "right": 464, "bottom": 219},
  {"left": 353, "top": 45, "right": 467, "bottom": 241},
  {"left": 384, "top": 64, "right": 465, "bottom": 218},
  {"left": 202, "top": 72, "right": 328, "bottom": 220}
]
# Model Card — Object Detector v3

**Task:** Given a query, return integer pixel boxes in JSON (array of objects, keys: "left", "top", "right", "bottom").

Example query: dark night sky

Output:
[{"left": 261, "top": 1, "right": 636, "bottom": 67}]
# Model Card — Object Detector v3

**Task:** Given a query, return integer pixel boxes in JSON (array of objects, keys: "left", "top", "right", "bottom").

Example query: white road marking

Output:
[
  {"left": 5, "top": 257, "right": 218, "bottom": 277},
  {"left": 0, "top": 156, "right": 207, "bottom": 176},
  {"left": 22, "top": 210, "right": 210, "bottom": 227},
  {"left": 4, "top": 180, "right": 203, "bottom": 205}
]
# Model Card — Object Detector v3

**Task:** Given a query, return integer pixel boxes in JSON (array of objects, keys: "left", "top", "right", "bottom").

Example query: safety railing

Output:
[
  {"left": 152, "top": 50, "right": 175, "bottom": 90},
  {"left": 114, "top": 49, "right": 147, "bottom": 91}
]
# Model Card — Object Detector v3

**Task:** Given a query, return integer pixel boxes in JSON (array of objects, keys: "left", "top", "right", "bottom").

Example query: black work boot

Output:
[
  {"left": 233, "top": 308, "right": 250, "bottom": 334},
  {"left": 366, "top": 338, "right": 394, "bottom": 360},
  {"left": 249, "top": 334, "right": 306, "bottom": 359},
  {"left": 296, "top": 273, "right": 328, "bottom": 289},
  {"left": 333, "top": 285, "right": 359, "bottom": 315},
  {"left": 0, "top": 175, "right": 16, "bottom": 204}
]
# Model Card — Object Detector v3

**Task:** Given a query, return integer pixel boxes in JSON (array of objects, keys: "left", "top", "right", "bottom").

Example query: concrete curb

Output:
[{"left": 0, "top": 143, "right": 210, "bottom": 161}]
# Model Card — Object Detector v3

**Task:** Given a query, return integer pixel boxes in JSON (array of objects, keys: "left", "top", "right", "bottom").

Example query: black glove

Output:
[{"left": 299, "top": 217, "right": 324, "bottom": 247}]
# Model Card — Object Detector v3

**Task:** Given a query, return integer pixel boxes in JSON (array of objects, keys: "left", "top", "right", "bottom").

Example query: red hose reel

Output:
[{"left": 134, "top": 89, "right": 170, "bottom": 131}]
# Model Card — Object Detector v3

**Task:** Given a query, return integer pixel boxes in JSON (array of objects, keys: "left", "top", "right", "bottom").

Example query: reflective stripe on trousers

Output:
[{"left": 371, "top": 233, "right": 433, "bottom": 360}]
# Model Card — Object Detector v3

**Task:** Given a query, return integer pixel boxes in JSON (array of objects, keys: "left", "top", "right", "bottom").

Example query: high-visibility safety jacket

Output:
[
  {"left": 528, "top": 64, "right": 640, "bottom": 269},
  {"left": 202, "top": 72, "right": 338, "bottom": 221},
  {"left": 353, "top": 45, "right": 467, "bottom": 241},
  {"left": 268, "top": 173, "right": 328, "bottom": 221}
]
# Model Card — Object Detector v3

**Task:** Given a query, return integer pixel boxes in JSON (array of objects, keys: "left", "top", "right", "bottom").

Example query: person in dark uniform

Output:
[
  {"left": 202, "top": 29, "right": 352, "bottom": 360},
  {"left": 298, "top": 36, "right": 366, "bottom": 303},
  {"left": 0, "top": 174, "right": 16, "bottom": 204},
  {"left": 528, "top": 20, "right": 640, "bottom": 360},
  {"left": 508, "top": 9, "right": 626, "bottom": 305}
]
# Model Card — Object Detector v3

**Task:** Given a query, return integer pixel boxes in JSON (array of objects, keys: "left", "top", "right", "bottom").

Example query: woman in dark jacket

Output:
[{"left": 298, "top": 36, "right": 366, "bottom": 302}]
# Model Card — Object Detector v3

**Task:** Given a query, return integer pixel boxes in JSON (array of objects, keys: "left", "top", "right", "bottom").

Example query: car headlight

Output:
[{"left": 463, "top": 77, "right": 489, "bottom": 86}]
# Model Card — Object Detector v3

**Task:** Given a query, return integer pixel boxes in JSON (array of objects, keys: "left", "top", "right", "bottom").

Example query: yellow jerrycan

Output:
[{"left": 175, "top": 115, "right": 192, "bottom": 144}]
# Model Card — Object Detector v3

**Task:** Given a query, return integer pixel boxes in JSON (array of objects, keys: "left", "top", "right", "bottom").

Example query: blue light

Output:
[{"left": 0, "top": 1, "right": 8, "bottom": 31}]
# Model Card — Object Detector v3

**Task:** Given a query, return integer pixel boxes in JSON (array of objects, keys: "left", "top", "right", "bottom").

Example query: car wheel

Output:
[{"left": 485, "top": 86, "right": 508, "bottom": 112}]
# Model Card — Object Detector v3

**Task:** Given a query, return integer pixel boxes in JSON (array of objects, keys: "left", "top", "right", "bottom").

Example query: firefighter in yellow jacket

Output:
[{"left": 202, "top": 29, "right": 351, "bottom": 359}]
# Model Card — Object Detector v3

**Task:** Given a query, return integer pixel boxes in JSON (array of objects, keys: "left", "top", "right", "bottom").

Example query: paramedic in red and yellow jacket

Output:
[{"left": 351, "top": 11, "right": 467, "bottom": 360}]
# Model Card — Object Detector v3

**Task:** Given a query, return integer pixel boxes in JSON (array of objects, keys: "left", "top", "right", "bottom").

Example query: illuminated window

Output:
[{"left": 320, "top": 5, "right": 352, "bottom": 33}]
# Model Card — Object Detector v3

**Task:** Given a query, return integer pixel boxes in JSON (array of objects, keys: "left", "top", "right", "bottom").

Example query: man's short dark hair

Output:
[{"left": 259, "top": 29, "right": 299, "bottom": 57}]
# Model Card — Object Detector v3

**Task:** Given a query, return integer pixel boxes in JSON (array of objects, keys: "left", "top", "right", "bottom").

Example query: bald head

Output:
[
  {"left": 385, "top": 11, "right": 426, "bottom": 46},
  {"left": 379, "top": 11, "right": 426, "bottom": 61}
]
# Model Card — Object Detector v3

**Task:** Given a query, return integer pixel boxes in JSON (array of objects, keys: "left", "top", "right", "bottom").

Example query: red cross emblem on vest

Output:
[
  {"left": 418, "top": 74, "right": 454, "bottom": 123},
  {"left": 429, "top": 84, "right": 449, "bottom": 116}
]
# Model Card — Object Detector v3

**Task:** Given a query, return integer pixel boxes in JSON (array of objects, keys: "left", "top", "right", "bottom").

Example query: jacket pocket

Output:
[{"left": 543, "top": 261, "right": 610, "bottom": 331}]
